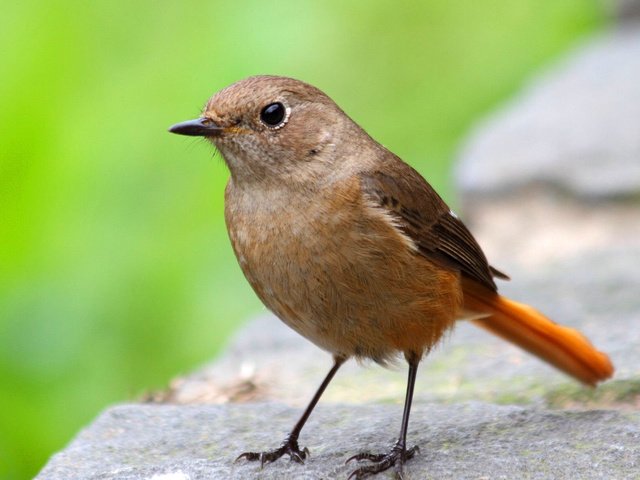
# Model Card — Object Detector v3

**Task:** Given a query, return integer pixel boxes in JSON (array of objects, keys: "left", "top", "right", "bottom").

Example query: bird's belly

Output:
[{"left": 226, "top": 190, "right": 461, "bottom": 361}]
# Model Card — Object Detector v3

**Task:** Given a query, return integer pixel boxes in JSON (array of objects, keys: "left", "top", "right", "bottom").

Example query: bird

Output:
[{"left": 168, "top": 75, "right": 614, "bottom": 479}]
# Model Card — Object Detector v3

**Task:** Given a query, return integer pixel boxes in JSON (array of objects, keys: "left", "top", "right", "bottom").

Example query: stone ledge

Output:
[{"left": 37, "top": 403, "right": 640, "bottom": 480}]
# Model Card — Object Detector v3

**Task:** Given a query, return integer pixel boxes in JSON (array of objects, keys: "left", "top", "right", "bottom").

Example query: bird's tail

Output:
[{"left": 462, "top": 278, "right": 614, "bottom": 386}]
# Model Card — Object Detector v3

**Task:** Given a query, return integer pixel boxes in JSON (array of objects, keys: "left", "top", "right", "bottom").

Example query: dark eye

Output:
[{"left": 260, "top": 102, "right": 287, "bottom": 127}]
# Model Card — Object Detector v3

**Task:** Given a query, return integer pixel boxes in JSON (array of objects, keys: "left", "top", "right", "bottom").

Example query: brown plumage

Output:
[{"left": 169, "top": 75, "right": 613, "bottom": 479}]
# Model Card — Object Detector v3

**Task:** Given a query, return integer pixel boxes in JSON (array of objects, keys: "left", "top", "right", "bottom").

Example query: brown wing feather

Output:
[{"left": 359, "top": 161, "right": 507, "bottom": 292}]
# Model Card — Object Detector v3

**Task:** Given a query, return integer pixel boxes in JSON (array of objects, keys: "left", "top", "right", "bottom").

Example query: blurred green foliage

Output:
[{"left": 0, "top": 1, "right": 604, "bottom": 478}]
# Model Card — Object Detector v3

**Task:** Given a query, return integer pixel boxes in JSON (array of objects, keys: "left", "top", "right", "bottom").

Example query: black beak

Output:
[{"left": 168, "top": 118, "right": 223, "bottom": 137}]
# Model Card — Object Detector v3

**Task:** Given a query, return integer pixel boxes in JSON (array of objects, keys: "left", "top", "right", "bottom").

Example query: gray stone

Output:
[
  {"left": 37, "top": 403, "right": 640, "bottom": 480},
  {"left": 614, "top": 0, "right": 640, "bottom": 20},
  {"left": 456, "top": 26, "right": 640, "bottom": 200},
  {"left": 459, "top": 193, "right": 640, "bottom": 271}
]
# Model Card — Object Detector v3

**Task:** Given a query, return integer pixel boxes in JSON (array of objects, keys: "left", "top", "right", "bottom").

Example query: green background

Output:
[{"left": 0, "top": 1, "right": 605, "bottom": 478}]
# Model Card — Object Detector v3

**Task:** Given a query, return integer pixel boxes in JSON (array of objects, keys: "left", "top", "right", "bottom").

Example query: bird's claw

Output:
[
  {"left": 235, "top": 435, "right": 310, "bottom": 468},
  {"left": 346, "top": 441, "right": 419, "bottom": 479}
]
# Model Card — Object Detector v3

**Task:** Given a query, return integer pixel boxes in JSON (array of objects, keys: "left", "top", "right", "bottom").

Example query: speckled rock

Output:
[{"left": 36, "top": 403, "right": 640, "bottom": 480}]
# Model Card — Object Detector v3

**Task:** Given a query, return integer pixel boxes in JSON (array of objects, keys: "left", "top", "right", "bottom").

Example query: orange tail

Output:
[{"left": 462, "top": 278, "right": 614, "bottom": 386}]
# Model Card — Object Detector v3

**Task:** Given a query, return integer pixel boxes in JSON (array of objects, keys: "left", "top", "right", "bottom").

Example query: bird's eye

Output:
[{"left": 260, "top": 102, "right": 287, "bottom": 128}]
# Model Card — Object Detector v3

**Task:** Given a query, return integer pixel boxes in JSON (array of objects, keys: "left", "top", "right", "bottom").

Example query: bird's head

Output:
[{"left": 169, "top": 76, "right": 364, "bottom": 184}]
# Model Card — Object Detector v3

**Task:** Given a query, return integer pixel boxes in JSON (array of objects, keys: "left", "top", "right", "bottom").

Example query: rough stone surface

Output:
[
  {"left": 36, "top": 403, "right": 640, "bottom": 480},
  {"left": 456, "top": 26, "right": 640, "bottom": 200}
]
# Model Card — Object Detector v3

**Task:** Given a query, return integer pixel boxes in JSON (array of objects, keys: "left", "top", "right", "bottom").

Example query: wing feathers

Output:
[{"left": 359, "top": 165, "right": 503, "bottom": 291}]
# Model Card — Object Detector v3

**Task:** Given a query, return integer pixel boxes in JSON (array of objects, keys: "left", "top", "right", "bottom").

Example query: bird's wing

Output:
[{"left": 359, "top": 162, "right": 508, "bottom": 292}]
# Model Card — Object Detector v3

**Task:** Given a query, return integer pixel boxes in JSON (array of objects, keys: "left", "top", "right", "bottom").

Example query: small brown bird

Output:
[{"left": 169, "top": 76, "right": 613, "bottom": 479}]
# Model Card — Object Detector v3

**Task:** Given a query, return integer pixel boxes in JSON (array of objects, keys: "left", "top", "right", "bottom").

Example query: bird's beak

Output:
[{"left": 168, "top": 117, "right": 223, "bottom": 137}]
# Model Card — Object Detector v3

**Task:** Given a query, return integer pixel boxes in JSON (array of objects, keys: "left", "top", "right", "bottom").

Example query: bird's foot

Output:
[
  {"left": 346, "top": 440, "right": 419, "bottom": 479},
  {"left": 235, "top": 434, "right": 309, "bottom": 468}
]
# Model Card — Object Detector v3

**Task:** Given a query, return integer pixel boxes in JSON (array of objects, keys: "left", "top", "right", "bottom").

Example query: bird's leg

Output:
[
  {"left": 346, "top": 354, "right": 420, "bottom": 479},
  {"left": 236, "top": 356, "right": 345, "bottom": 467}
]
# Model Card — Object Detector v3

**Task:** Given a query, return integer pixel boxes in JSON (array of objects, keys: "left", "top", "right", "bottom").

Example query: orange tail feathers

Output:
[{"left": 462, "top": 278, "right": 614, "bottom": 386}]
